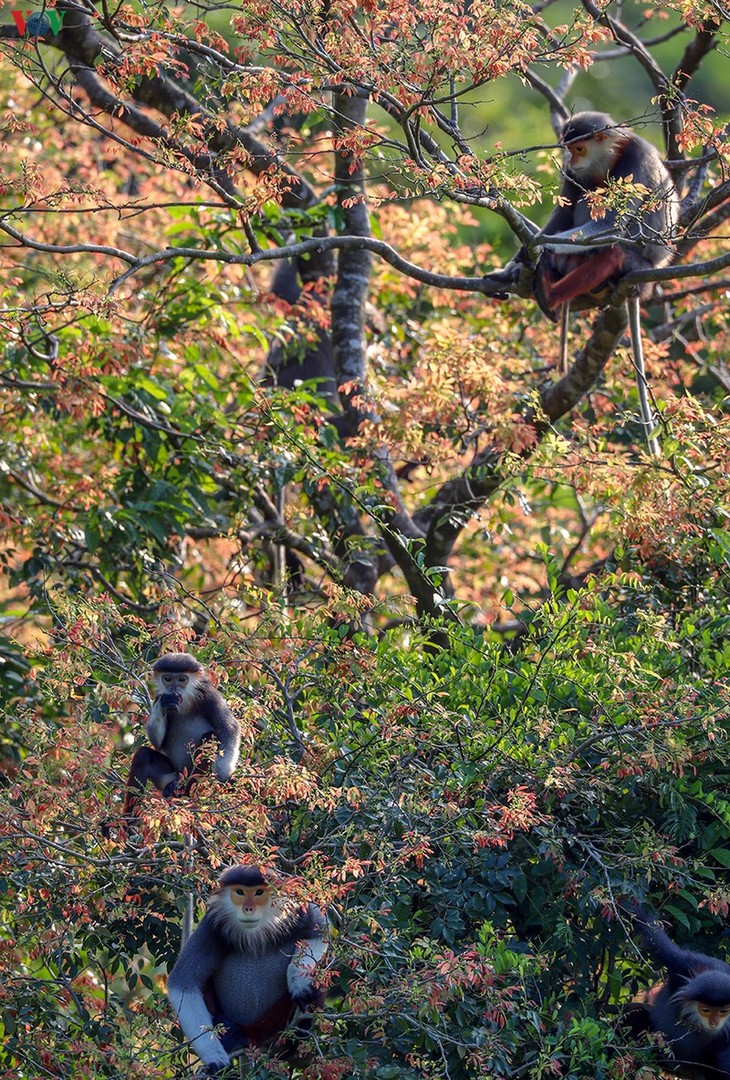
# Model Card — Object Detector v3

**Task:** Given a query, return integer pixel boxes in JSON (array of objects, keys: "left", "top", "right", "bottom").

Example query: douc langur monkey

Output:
[
  {"left": 122, "top": 654, "right": 241, "bottom": 818},
  {"left": 489, "top": 111, "right": 679, "bottom": 457},
  {"left": 632, "top": 909, "right": 730, "bottom": 1078},
  {"left": 537, "top": 113, "right": 678, "bottom": 318},
  {"left": 167, "top": 865, "right": 328, "bottom": 1076}
]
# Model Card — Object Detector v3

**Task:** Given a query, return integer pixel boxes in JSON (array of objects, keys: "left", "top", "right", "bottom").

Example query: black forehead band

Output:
[
  {"left": 152, "top": 652, "right": 203, "bottom": 674},
  {"left": 681, "top": 972, "right": 730, "bottom": 1006},
  {"left": 561, "top": 113, "right": 619, "bottom": 146},
  {"left": 562, "top": 125, "right": 613, "bottom": 145},
  {"left": 219, "top": 865, "right": 271, "bottom": 889}
]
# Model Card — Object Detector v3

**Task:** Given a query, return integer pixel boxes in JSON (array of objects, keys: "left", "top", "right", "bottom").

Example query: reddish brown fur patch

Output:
[{"left": 543, "top": 246, "right": 625, "bottom": 310}]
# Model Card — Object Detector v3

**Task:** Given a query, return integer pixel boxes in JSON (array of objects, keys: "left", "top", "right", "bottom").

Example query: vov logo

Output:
[{"left": 11, "top": 9, "right": 66, "bottom": 37}]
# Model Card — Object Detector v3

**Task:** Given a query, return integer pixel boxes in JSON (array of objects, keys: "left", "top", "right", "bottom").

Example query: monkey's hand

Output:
[
  {"left": 162, "top": 779, "right": 179, "bottom": 799},
  {"left": 196, "top": 1065, "right": 233, "bottom": 1079},
  {"left": 481, "top": 261, "right": 522, "bottom": 299},
  {"left": 159, "top": 690, "right": 182, "bottom": 718},
  {"left": 209, "top": 1013, "right": 249, "bottom": 1055},
  {"left": 213, "top": 758, "right": 236, "bottom": 783},
  {"left": 482, "top": 247, "right": 539, "bottom": 300},
  {"left": 290, "top": 983, "right": 323, "bottom": 1009},
  {"left": 218, "top": 1026, "right": 250, "bottom": 1054}
]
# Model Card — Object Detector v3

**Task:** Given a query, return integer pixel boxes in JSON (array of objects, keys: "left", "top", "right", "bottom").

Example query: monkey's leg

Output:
[
  {"left": 544, "top": 246, "right": 624, "bottom": 309},
  {"left": 558, "top": 301, "right": 571, "bottom": 374},
  {"left": 627, "top": 297, "right": 661, "bottom": 458},
  {"left": 122, "top": 746, "right": 179, "bottom": 815},
  {"left": 534, "top": 255, "right": 561, "bottom": 322},
  {"left": 209, "top": 1013, "right": 250, "bottom": 1055}
]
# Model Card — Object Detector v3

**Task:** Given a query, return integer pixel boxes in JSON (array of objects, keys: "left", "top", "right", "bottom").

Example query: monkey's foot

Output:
[
  {"left": 481, "top": 266, "right": 519, "bottom": 300},
  {"left": 212, "top": 1014, "right": 250, "bottom": 1055},
  {"left": 291, "top": 985, "right": 324, "bottom": 1009}
]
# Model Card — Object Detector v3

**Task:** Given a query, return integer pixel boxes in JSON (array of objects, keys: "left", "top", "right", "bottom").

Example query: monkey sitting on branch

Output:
[
  {"left": 167, "top": 865, "right": 328, "bottom": 1076},
  {"left": 486, "top": 110, "right": 680, "bottom": 456},
  {"left": 122, "top": 653, "right": 241, "bottom": 819},
  {"left": 627, "top": 909, "right": 730, "bottom": 1078}
]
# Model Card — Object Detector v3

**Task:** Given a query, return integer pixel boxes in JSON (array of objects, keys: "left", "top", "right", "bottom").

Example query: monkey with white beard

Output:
[
  {"left": 634, "top": 910, "right": 730, "bottom": 1079},
  {"left": 167, "top": 865, "right": 328, "bottom": 1075},
  {"left": 122, "top": 653, "right": 241, "bottom": 818}
]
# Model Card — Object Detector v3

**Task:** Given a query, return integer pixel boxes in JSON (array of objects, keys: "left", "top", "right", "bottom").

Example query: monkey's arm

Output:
[
  {"left": 167, "top": 918, "right": 230, "bottom": 1069},
  {"left": 539, "top": 167, "right": 641, "bottom": 253},
  {"left": 638, "top": 911, "right": 725, "bottom": 980},
  {"left": 203, "top": 695, "right": 241, "bottom": 782},
  {"left": 286, "top": 905, "right": 328, "bottom": 1006},
  {"left": 542, "top": 163, "right": 673, "bottom": 254},
  {"left": 145, "top": 698, "right": 168, "bottom": 750},
  {"left": 715, "top": 1044, "right": 730, "bottom": 1072},
  {"left": 122, "top": 746, "right": 179, "bottom": 815},
  {"left": 541, "top": 177, "right": 585, "bottom": 237},
  {"left": 541, "top": 225, "right": 620, "bottom": 253}
]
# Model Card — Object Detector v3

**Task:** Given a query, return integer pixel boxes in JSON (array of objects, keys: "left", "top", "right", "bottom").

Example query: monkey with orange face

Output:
[
  {"left": 535, "top": 111, "right": 679, "bottom": 319},
  {"left": 122, "top": 654, "right": 240, "bottom": 818},
  {"left": 633, "top": 911, "right": 730, "bottom": 1078},
  {"left": 484, "top": 111, "right": 679, "bottom": 452},
  {"left": 167, "top": 866, "right": 328, "bottom": 1076}
]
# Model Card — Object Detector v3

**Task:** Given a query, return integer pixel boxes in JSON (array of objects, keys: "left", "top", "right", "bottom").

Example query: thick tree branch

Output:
[
  {"left": 672, "top": 19, "right": 721, "bottom": 92},
  {"left": 329, "top": 89, "right": 432, "bottom": 608},
  {"left": 105, "top": 234, "right": 516, "bottom": 294}
]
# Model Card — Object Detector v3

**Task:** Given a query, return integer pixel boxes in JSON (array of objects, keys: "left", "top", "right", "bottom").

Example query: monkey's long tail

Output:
[
  {"left": 627, "top": 298, "right": 661, "bottom": 458},
  {"left": 182, "top": 831, "right": 196, "bottom": 946}
]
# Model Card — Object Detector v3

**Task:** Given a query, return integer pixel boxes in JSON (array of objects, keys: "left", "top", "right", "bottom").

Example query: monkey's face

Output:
[
  {"left": 154, "top": 671, "right": 197, "bottom": 707},
  {"left": 563, "top": 131, "right": 621, "bottom": 179},
  {"left": 158, "top": 671, "right": 191, "bottom": 691},
  {"left": 682, "top": 1000, "right": 730, "bottom": 1033},
  {"left": 224, "top": 883, "right": 276, "bottom": 930}
]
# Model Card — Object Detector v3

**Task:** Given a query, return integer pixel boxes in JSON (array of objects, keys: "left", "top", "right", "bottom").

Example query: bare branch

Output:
[
  {"left": 106, "top": 234, "right": 525, "bottom": 294},
  {"left": 672, "top": 18, "right": 721, "bottom": 92},
  {"left": 523, "top": 68, "right": 570, "bottom": 126}
]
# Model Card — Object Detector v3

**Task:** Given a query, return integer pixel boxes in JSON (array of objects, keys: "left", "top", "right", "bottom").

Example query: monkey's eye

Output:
[
  {"left": 233, "top": 888, "right": 245, "bottom": 896},
  {"left": 163, "top": 675, "right": 173, "bottom": 684},
  {"left": 254, "top": 888, "right": 266, "bottom": 897}
]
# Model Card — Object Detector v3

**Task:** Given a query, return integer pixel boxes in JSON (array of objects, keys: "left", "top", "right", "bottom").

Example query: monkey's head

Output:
[
  {"left": 673, "top": 971, "right": 730, "bottom": 1036},
  {"left": 152, "top": 653, "right": 204, "bottom": 707},
  {"left": 208, "top": 865, "right": 299, "bottom": 952},
  {"left": 560, "top": 111, "right": 629, "bottom": 179}
]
